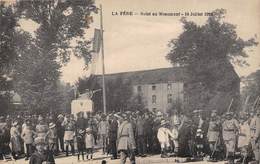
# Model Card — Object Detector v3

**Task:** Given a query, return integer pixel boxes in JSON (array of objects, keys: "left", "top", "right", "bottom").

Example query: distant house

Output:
[
  {"left": 95, "top": 67, "right": 186, "bottom": 113},
  {"left": 92, "top": 65, "right": 240, "bottom": 114}
]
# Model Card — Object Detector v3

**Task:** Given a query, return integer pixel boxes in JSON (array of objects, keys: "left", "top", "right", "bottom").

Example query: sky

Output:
[{"left": 19, "top": 0, "right": 260, "bottom": 84}]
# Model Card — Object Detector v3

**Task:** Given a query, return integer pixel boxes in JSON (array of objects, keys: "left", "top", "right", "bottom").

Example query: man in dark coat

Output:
[{"left": 108, "top": 115, "right": 118, "bottom": 159}]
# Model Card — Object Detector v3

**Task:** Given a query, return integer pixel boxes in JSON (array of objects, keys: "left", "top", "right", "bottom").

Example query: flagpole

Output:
[{"left": 100, "top": 4, "right": 107, "bottom": 114}]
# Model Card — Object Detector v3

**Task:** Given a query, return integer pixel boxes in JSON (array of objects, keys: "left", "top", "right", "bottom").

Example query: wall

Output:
[{"left": 133, "top": 82, "right": 184, "bottom": 113}]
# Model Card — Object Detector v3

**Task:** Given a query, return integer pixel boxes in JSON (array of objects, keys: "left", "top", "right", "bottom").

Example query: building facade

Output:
[
  {"left": 132, "top": 82, "right": 183, "bottom": 113},
  {"left": 96, "top": 67, "right": 186, "bottom": 113}
]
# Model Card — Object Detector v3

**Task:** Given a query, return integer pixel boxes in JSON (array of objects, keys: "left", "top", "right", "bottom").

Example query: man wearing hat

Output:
[
  {"left": 46, "top": 122, "right": 57, "bottom": 155},
  {"left": 250, "top": 108, "right": 260, "bottom": 163},
  {"left": 56, "top": 114, "right": 65, "bottom": 152},
  {"left": 222, "top": 112, "right": 239, "bottom": 164},
  {"left": 117, "top": 113, "right": 136, "bottom": 164},
  {"left": 207, "top": 110, "right": 221, "bottom": 161},
  {"left": 157, "top": 119, "right": 175, "bottom": 158}
]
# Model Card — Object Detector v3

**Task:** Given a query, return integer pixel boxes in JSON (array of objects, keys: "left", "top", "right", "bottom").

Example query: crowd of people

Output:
[{"left": 0, "top": 106, "right": 259, "bottom": 164}]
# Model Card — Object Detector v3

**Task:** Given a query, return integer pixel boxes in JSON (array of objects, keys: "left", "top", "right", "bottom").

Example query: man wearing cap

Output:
[
  {"left": 250, "top": 108, "right": 260, "bottom": 163},
  {"left": 207, "top": 110, "right": 221, "bottom": 161},
  {"left": 222, "top": 112, "right": 239, "bottom": 164},
  {"left": 117, "top": 113, "right": 136, "bottom": 164}
]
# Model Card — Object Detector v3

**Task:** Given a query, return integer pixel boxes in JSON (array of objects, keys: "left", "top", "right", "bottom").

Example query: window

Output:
[
  {"left": 152, "top": 85, "right": 156, "bottom": 90},
  {"left": 152, "top": 95, "right": 156, "bottom": 104},
  {"left": 137, "top": 86, "right": 142, "bottom": 92},
  {"left": 167, "top": 94, "right": 173, "bottom": 103},
  {"left": 167, "top": 83, "right": 172, "bottom": 90}
]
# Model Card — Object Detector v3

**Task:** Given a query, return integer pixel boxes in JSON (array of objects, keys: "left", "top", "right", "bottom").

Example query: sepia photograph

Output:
[{"left": 0, "top": 0, "right": 260, "bottom": 163}]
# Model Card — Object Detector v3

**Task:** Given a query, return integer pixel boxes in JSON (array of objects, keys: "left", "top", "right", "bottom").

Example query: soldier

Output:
[
  {"left": 250, "top": 108, "right": 260, "bottom": 163},
  {"left": 222, "top": 112, "right": 239, "bottom": 164},
  {"left": 36, "top": 115, "right": 48, "bottom": 139},
  {"left": 62, "top": 114, "right": 76, "bottom": 156},
  {"left": 237, "top": 113, "right": 251, "bottom": 163},
  {"left": 117, "top": 113, "right": 136, "bottom": 164},
  {"left": 207, "top": 110, "right": 221, "bottom": 161}
]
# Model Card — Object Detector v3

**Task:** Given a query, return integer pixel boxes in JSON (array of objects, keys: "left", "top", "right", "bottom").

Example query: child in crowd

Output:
[
  {"left": 195, "top": 128, "right": 204, "bottom": 158},
  {"left": 85, "top": 128, "right": 95, "bottom": 160},
  {"left": 77, "top": 129, "right": 86, "bottom": 161}
]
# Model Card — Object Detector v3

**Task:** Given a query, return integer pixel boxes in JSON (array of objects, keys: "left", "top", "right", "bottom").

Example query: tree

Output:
[
  {"left": 166, "top": 9, "right": 258, "bottom": 114},
  {"left": 12, "top": 0, "right": 96, "bottom": 112},
  {"left": 0, "top": 2, "right": 19, "bottom": 113},
  {"left": 241, "top": 69, "right": 260, "bottom": 111},
  {"left": 76, "top": 76, "right": 145, "bottom": 113}
]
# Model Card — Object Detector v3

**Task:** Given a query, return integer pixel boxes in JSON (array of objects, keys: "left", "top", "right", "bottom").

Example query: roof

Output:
[{"left": 95, "top": 67, "right": 186, "bottom": 85}]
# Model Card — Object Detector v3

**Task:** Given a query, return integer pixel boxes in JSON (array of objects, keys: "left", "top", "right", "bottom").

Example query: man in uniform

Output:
[
  {"left": 250, "top": 108, "right": 260, "bottom": 163},
  {"left": 207, "top": 110, "right": 221, "bottom": 161},
  {"left": 222, "top": 112, "right": 239, "bottom": 164},
  {"left": 62, "top": 114, "right": 76, "bottom": 156},
  {"left": 117, "top": 113, "right": 136, "bottom": 164}
]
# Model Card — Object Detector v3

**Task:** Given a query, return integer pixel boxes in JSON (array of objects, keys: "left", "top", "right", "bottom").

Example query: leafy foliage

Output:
[
  {"left": 11, "top": 0, "right": 96, "bottom": 112},
  {"left": 0, "top": 2, "right": 19, "bottom": 113},
  {"left": 166, "top": 9, "right": 258, "bottom": 114},
  {"left": 76, "top": 76, "right": 145, "bottom": 112},
  {"left": 241, "top": 69, "right": 260, "bottom": 111}
]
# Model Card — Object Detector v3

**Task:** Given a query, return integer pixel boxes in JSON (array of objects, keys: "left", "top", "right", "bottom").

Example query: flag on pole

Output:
[{"left": 93, "top": 28, "right": 101, "bottom": 53}]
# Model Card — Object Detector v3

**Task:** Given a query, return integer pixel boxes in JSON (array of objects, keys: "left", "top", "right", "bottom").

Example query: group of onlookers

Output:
[{"left": 0, "top": 107, "right": 259, "bottom": 164}]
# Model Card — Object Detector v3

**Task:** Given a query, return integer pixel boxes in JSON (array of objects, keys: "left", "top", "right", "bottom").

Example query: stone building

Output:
[{"left": 96, "top": 67, "right": 186, "bottom": 113}]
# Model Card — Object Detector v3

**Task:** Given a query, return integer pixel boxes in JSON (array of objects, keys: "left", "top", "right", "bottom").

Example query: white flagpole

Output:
[{"left": 100, "top": 4, "right": 107, "bottom": 114}]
